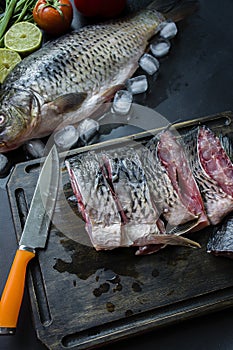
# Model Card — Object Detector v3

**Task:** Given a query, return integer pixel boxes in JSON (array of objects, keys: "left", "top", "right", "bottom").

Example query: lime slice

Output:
[
  {"left": 4, "top": 22, "right": 42, "bottom": 55},
  {"left": 0, "top": 49, "right": 21, "bottom": 83}
]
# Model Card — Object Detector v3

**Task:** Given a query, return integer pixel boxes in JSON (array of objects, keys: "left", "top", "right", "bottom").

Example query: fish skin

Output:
[
  {"left": 0, "top": 8, "right": 166, "bottom": 152},
  {"left": 207, "top": 213, "right": 233, "bottom": 259},
  {"left": 183, "top": 126, "right": 233, "bottom": 225}
]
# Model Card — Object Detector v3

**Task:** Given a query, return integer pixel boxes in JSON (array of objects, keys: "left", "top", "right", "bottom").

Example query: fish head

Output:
[{"left": 0, "top": 88, "right": 40, "bottom": 152}]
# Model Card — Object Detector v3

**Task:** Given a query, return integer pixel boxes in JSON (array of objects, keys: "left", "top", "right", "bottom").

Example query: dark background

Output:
[{"left": 1, "top": 0, "right": 233, "bottom": 349}]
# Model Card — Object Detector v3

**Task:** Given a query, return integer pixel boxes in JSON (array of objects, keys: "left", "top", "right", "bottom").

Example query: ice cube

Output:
[
  {"left": 159, "top": 21, "right": 178, "bottom": 39},
  {"left": 126, "top": 75, "right": 148, "bottom": 95},
  {"left": 112, "top": 90, "right": 133, "bottom": 115},
  {"left": 54, "top": 125, "right": 79, "bottom": 150},
  {"left": 139, "top": 53, "right": 160, "bottom": 75},
  {"left": 77, "top": 118, "right": 99, "bottom": 144},
  {"left": 24, "top": 139, "right": 45, "bottom": 158},
  {"left": 150, "top": 40, "right": 171, "bottom": 58}
]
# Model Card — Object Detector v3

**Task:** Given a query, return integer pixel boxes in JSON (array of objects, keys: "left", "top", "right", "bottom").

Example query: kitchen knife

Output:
[{"left": 0, "top": 145, "right": 60, "bottom": 335}]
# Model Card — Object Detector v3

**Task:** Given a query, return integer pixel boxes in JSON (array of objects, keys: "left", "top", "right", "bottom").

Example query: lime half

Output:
[
  {"left": 4, "top": 22, "right": 42, "bottom": 55},
  {"left": 0, "top": 49, "right": 21, "bottom": 83}
]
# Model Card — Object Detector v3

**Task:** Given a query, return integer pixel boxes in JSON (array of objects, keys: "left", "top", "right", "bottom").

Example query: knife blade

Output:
[{"left": 0, "top": 145, "right": 60, "bottom": 335}]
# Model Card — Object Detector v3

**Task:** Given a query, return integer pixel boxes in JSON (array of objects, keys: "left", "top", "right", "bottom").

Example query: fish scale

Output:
[{"left": 2, "top": 12, "right": 163, "bottom": 97}]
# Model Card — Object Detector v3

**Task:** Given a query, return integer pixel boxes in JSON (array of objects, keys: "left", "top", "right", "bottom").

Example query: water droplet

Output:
[
  {"left": 125, "top": 309, "right": 134, "bottom": 317},
  {"left": 132, "top": 282, "right": 142, "bottom": 292},
  {"left": 106, "top": 302, "right": 115, "bottom": 312},
  {"left": 151, "top": 268, "right": 159, "bottom": 277},
  {"left": 93, "top": 283, "right": 110, "bottom": 297}
]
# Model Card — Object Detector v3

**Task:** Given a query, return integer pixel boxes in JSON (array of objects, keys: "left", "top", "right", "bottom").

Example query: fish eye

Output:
[{"left": 0, "top": 115, "right": 5, "bottom": 125}]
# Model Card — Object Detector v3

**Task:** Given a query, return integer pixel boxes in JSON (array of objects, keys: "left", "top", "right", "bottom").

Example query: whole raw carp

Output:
[{"left": 0, "top": 0, "right": 198, "bottom": 152}]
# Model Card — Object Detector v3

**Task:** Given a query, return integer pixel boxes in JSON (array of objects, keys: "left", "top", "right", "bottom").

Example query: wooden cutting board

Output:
[{"left": 7, "top": 111, "right": 233, "bottom": 350}]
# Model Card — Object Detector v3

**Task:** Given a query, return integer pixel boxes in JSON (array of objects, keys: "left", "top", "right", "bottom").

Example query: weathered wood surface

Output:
[{"left": 7, "top": 112, "right": 233, "bottom": 350}]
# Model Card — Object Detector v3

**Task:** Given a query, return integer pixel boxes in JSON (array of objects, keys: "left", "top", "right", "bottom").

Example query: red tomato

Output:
[
  {"left": 73, "top": 0, "right": 126, "bottom": 18},
  {"left": 33, "top": 0, "right": 73, "bottom": 36}
]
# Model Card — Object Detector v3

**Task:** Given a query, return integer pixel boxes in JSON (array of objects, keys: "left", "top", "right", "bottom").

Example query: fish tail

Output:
[{"left": 147, "top": 0, "right": 199, "bottom": 22}]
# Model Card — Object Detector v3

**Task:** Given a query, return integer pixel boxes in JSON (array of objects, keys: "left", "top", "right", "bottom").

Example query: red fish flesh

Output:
[{"left": 183, "top": 126, "right": 233, "bottom": 225}]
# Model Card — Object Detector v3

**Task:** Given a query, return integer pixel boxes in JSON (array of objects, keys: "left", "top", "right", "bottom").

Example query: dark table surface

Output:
[{"left": 1, "top": 0, "right": 233, "bottom": 349}]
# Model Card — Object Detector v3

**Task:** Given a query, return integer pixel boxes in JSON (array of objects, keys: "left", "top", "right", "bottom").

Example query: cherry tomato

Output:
[
  {"left": 33, "top": 0, "right": 73, "bottom": 36},
  {"left": 73, "top": 0, "right": 126, "bottom": 18}
]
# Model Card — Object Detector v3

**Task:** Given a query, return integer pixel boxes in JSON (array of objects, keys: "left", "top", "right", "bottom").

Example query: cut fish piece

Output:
[
  {"left": 102, "top": 148, "right": 163, "bottom": 247},
  {"left": 183, "top": 127, "right": 233, "bottom": 225},
  {"left": 141, "top": 130, "right": 209, "bottom": 231},
  {"left": 65, "top": 152, "right": 122, "bottom": 250},
  {"left": 158, "top": 130, "right": 209, "bottom": 231}
]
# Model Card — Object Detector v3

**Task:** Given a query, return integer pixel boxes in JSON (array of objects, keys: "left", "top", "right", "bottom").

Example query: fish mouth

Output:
[
  {"left": 0, "top": 141, "right": 8, "bottom": 152},
  {"left": 0, "top": 115, "right": 39, "bottom": 153},
  {"left": 0, "top": 136, "right": 29, "bottom": 153}
]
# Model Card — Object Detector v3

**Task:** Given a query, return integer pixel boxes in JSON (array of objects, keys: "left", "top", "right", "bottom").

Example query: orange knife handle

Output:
[{"left": 0, "top": 247, "right": 35, "bottom": 335}]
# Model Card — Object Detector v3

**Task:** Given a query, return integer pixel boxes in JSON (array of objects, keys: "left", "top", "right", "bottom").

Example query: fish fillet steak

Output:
[
  {"left": 102, "top": 149, "right": 163, "bottom": 245},
  {"left": 141, "top": 130, "right": 209, "bottom": 231},
  {"left": 66, "top": 152, "right": 122, "bottom": 250},
  {"left": 183, "top": 127, "right": 233, "bottom": 225}
]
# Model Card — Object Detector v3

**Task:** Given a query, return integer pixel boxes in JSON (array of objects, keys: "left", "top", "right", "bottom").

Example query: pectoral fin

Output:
[
  {"left": 161, "top": 234, "right": 201, "bottom": 249},
  {"left": 167, "top": 217, "right": 200, "bottom": 236},
  {"left": 135, "top": 233, "right": 201, "bottom": 256},
  {"left": 133, "top": 234, "right": 201, "bottom": 249},
  {"left": 50, "top": 92, "right": 87, "bottom": 114}
]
